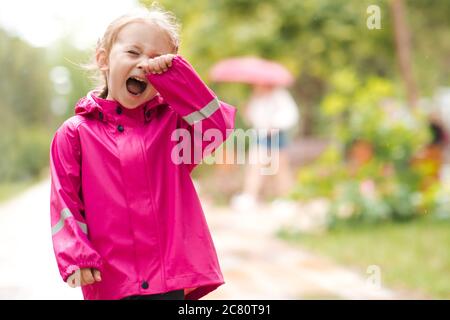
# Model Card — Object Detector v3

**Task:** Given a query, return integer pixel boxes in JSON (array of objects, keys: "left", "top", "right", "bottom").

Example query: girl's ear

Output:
[{"left": 96, "top": 48, "right": 109, "bottom": 72}]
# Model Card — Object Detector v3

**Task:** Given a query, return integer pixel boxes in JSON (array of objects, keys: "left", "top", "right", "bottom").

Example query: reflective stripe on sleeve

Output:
[
  {"left": 51, "top": 208, "right": 88, "bottom": 236},
  {"left": 182, "top": 97, "right": 220, "bottom": 125}
]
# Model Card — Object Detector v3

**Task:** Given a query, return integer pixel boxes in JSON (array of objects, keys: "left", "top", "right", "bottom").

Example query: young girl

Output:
[{"left": 49, "top": 6, "right": 236, "bottom": 300}]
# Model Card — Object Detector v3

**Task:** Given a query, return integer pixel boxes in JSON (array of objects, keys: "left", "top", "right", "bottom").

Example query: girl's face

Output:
[{"left": 97, "top": 21, "right": 176, "bottom": 109}]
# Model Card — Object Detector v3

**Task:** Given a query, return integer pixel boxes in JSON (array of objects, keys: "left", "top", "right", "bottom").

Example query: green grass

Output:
[
  {"left": 0, "top": 182, "right": 31, "bottom": 203},
  {"left": 0, "top": 179, "right": 40, "bottom": 203},
  {"left": 278, "top": 216, "right": 450, "bottom": 299}
]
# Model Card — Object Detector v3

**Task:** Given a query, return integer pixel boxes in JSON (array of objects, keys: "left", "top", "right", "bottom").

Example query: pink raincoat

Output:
[{"left": 49, "top": 55, "right": 237, "bottom": 300}]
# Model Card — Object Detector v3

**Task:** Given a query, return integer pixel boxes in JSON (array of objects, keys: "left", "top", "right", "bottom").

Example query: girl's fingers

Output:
[
  {"left": 92, "top": 269, "right": 102, "bottom": 282},
  {"left": 81, "top": 268, "right": 95, "bottom": 285},
  {"left": 67, "top": 273, "right": 78, "bottom": 288},
  {"left": 159, "top": 55, "right": 170, "bottom": 72},
  {"left": 165, "top": 54, "right": 174, "bottom": 67},
  {"left": 156, "top": 57, "right": 168, "bottom": 73},
  {"left": 148, "top": 54, "right": 174, "bottom": 74},
  {"left": 148, "top": 60, "right": 156, "bottom": 73},
  {"left": 148, "top": 58, "right": 159, "bottom": 74}
]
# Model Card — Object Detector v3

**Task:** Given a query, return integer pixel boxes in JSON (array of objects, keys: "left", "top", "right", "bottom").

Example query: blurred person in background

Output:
[{"left": 232, "top": 84, "right": 300, "bottom": 211}]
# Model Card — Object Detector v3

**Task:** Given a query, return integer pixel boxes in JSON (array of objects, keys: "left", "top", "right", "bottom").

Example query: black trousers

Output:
[{"left": 121, "top": 289, "right": 184, "bottom": 300}]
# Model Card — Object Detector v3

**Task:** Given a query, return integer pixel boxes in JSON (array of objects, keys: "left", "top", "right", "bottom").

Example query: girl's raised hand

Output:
[{"left": 142, "top": 54, "right": 176, "bottom": 75}]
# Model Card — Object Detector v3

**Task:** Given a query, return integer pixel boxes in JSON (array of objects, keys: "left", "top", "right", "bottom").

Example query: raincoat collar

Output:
[{"left": 75, "top": 90, "right": 167, "bottom": 124}]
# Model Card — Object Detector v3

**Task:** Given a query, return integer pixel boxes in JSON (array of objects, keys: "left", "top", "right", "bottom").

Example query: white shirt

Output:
[{"left": 246, "top": 88, "right": 300, "bottom": 130}]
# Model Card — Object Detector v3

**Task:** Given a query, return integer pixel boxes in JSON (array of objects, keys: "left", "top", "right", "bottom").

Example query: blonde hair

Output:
[{"left": 86, "top": 2, "right": 181, "bottom": 98}]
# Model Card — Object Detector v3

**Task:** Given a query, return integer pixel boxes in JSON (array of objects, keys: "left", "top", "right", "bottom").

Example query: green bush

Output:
[
  {"left": 0, "top": 126, "right": 51, "bottom": 182},
  {"left": 291, "top": 74, "right": 436, "bottom": 227}
]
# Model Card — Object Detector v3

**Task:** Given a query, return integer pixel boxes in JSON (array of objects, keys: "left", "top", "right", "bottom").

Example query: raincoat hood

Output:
[{"left": 74, "top": 90, "right": 168, "bottom": 124}]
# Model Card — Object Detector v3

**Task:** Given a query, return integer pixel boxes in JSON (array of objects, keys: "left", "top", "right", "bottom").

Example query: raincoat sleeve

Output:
[
  {"left": 49, "top": 120, "right": 103, "bottom": 282},
  {"left": 146, "top": 55, "right": 237, "bottom": 172}
]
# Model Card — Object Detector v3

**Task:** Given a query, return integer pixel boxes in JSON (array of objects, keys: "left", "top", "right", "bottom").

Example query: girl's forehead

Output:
[{"left": 115, "top": 21, "right": 173, "bottom": 52}]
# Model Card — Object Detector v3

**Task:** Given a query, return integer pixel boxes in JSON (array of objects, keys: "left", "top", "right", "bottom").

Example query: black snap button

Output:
[
  {"left": 145, "top": 110, "right": 152, "bottom": 118},
  {"left": 117, "top": 124, "right": 124, "bottom": 132},
  {"left": 141, "top": 281, "right": 149, "bottom": 289},
  {"left": 116, "top": 106, "right": 122, "bottom": 115},
  {"left": 98, "top": 112, "right": 104, "bottom": 120}
]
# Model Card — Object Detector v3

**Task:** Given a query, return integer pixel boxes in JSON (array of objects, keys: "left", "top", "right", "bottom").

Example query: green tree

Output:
[{"left": 141, "top": 0, "right": 449, "bottom": 134}]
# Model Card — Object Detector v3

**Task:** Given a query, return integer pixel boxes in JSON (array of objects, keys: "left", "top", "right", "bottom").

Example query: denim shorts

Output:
[{"left": 255, "top": 130, "right": 288, "bottom": 150}]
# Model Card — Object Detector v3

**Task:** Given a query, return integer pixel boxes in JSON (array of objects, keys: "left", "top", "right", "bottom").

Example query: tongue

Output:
[{"left": 126, "top": 78, "right": 144, "bottom": 95}]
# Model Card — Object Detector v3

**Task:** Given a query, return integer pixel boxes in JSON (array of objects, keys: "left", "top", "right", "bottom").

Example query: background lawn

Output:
[
  {"left": 0, "top": 181, "right": 36, "bottom": 203},
  {"left": 278, "top": 216, "right": 450, "bottom": 299}
]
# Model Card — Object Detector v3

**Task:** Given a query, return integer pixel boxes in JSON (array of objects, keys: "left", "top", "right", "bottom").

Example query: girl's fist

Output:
[
  {"left": 67, "top": 268, "right": 102, "bottom": 288},
  {"left": 139, "top": 54, "right": 176, "bottom": 74}
]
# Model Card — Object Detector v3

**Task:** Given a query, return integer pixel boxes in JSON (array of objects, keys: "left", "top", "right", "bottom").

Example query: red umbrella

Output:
[{"left": 209, "top": 56, "right": 294, "bottom": 87}]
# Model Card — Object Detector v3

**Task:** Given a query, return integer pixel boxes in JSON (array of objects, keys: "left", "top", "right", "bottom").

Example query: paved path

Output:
[
  {"left": 0, "top": 178, "right": 403, "bottom": 299},
  {"left": 0, "top": 179, "right": 81, "bottom": 299},
  {"left": 203, "top": 204, "right": 401, "bottom": 299}
]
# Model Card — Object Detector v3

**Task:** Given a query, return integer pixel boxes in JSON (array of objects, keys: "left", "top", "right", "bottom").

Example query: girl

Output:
[{"left": 49, "top": 5, "right": 236, "bottom": 300}]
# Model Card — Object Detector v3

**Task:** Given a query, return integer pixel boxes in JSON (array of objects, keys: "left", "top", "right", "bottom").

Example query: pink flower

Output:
[{"left": 360, "top": 179, "right": 376, "bottom": 199}]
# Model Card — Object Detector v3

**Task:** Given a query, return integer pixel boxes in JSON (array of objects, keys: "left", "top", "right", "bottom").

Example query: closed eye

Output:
[{"left": 127, "top": 50, "right": 139, "bottom": 56}]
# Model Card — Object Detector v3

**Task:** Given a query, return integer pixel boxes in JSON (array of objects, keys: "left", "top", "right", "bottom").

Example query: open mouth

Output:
[{"left": 126, "top": 76, "right": 148, "bottom": 96}]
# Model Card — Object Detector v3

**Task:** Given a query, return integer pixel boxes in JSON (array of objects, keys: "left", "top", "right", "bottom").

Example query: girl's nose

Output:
[{"left": 137, "top": 59, "right": 147, "bottom": 71}]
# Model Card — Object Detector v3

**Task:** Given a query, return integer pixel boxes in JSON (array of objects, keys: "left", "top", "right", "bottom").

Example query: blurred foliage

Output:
[
  {"left": 290, "top": 74, "right": 438, "bottom": 226},
  {"left": 137, "top": 0, "right": 448, "bottom": 226},
  {"left": 0, "top": 29, "right": 91, "bottom": 184},
  {"left": 143, "top": 0, "right": 450, "bottom": 134},
  {"left": 0, "top": 29, "right": 52, "bottom": 125},
  {"left": 322, "top": 73, "right": 430, "bottom": 166},
  {"left": 3, "top": 126, "right": 52, "bottom": 181},
  {"left": 46, "top": 39, "right": 95, "bottom": 114},
  {"left": 0, "top": 29, "right": 53, "bottom": 183}
]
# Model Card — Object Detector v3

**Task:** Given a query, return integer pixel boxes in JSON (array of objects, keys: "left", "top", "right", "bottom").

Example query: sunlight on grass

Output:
[
  {"left": 278, "top": 217, "right": 450, "bottom": 299},
  {"left": 0, "top": 179, "right": 41, "bottom": 204}
]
